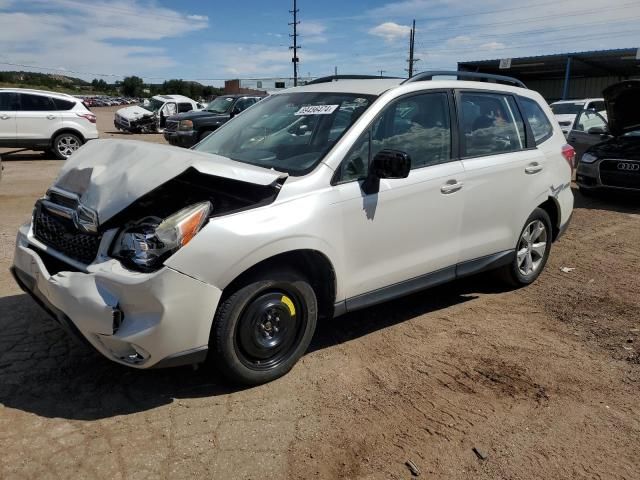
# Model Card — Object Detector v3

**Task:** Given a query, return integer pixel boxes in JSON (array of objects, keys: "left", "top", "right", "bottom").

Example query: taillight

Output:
[
  {"left": 561, "top": 144, "right": 575, "bottom": 169},
  {"left": 77, "top": 113, "right": 96, "bottom": 124}
]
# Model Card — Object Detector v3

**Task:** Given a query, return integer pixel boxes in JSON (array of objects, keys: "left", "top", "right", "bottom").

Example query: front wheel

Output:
[
  {"left": 210, "top": 269, "right": 317, "bottom": 385},
  {"left": 499, "top": 208, "right": 552, "bottom": 287},
  {"left": 52, "top": 132, "right": 83, "bottom": 159}
]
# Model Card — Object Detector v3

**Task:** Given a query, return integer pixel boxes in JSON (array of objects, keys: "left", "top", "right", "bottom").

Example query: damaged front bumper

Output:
[{"left": 12, "top": 223, "right": 222, "bottom": 369}]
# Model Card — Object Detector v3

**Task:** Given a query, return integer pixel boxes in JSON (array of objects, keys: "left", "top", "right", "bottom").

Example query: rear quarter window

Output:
[
  {"left": 519, "top": 97, "right": 554, "bottom": 145},
  {"left": 52, "top": 98, "right": 76, "bottom": 110}
]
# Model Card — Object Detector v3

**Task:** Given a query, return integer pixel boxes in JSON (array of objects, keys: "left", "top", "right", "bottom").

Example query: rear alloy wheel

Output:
[
  {"left": 210, "top": 269, "right": 317, "bottom": 385},
  {"left": 53, "top": 133, "right": 83, "bottom": 159},
  {"left": 500, "top": 208, "right": 552, "bottom": 286}
]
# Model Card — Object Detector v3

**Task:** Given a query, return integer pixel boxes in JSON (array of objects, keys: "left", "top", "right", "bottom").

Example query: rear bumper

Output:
[{"left": 12, "top": 223, "right": 222, "bottom": 369}]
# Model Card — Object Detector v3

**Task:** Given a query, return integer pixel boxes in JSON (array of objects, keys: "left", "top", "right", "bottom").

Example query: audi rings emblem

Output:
[{"left": 617, "top": 162, "right": 640, "bottom": 171}]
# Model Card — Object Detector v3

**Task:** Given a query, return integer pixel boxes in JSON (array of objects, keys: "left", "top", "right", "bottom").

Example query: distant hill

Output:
[{"left": 0, "top": 70, "right": 107, "bottom": 94}]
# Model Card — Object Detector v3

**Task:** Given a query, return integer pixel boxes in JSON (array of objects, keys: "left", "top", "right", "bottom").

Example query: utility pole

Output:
[
  {"left": 289, "top": 0, "right": 300, "bottom": 87},
  {"left": 406, "top": 19, "right": 419, "bottom": 78},
  {"left": 378, "top": 70, "right": 386, "bottom": 77}
]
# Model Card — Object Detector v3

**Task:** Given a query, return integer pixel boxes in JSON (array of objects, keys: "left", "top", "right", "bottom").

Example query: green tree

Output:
[{"left": 121, "top": 75, "right": 145, "bottom": 97}]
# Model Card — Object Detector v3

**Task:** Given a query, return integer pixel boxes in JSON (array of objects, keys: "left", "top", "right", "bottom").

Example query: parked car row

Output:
[{"left": 82, "top": 96, "right": 140, "bottom": 107}]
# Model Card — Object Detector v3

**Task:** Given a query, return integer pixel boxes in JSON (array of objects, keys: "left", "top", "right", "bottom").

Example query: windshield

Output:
[
  {"left": 141, "top": 98, "right": 165, "bottom": 113},
  {"left": 194, "top": 92, "right": 376, "bottom": 175},
  {"left": 551, "top": 102, "right": 584, "bottom": 115},
  {"left": 206, "top": 96, "right": 235, "bottom": 114}
]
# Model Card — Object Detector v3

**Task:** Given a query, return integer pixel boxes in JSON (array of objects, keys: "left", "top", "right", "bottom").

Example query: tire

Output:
[
  {"left": 210, "top": 268, "right": 317, "bottom": 385},
  {"left": 499, "top": 208, "right": 552, "bottom": 287},
  {"left": 52, "top": 132, "right": 83, "bottom": 160}
]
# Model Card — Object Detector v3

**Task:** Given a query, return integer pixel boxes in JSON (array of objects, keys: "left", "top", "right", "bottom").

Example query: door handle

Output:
[
  {"left": 440, "top": 180, "right": 464, "bottom": 194},
  {"left": 0, "top": 115, "right": 9, "bottom": 120},
  {"left": 46, "top": 115, "right": 57, "bottom": 120},
  {"left": 525, "top": 163, "right": 543, "bottom": 174}
]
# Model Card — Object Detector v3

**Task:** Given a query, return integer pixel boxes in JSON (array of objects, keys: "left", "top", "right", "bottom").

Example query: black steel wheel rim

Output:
[{"left": 235, "top": 290, "right": 306, "bottom": 370}]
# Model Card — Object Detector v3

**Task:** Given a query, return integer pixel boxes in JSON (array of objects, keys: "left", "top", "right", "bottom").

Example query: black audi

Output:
[{"left": 573, "top": 80, "right": 640, "bottom": 194}]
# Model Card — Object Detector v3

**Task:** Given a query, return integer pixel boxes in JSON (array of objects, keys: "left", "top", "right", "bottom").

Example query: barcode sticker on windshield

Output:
[{"left": 295, "top": 105, "right": 339, "bottom": 116}]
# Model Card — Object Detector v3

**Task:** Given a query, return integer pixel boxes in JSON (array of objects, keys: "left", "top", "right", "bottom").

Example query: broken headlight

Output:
[{"left": 113, "top": 201, "right": 211, "bottom": 271}]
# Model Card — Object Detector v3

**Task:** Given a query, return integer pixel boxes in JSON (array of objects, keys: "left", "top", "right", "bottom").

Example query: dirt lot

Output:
[{"left": 1, "top": 106, "right": 639, "bottom": 479}]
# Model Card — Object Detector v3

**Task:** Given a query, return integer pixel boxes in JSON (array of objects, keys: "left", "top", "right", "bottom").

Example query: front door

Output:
[
  {"left": 333, "top": 91, "right": 465, "bottom": 300},
  {"left": 567, "top": 110, "right": 609, "bottom": 161},
  {"left": 0, "top": 92, "right": 17, "bottom": 144},
  {"left": 15, "top": 93, "right": 59, "bottom": 143}
]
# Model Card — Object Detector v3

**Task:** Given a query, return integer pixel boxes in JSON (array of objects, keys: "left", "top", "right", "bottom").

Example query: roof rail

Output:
[
  {"left": 402, "top": 70, "right": 527, "bottom": 89},
  {"left": 306, "top": 74, "right": 402, "bottom": 85}
]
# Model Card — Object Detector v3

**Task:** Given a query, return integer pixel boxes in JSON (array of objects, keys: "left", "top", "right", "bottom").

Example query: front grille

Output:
[
  {"left": 164, "top": 120, "right": 178, "bottom": 132},
  {"left": 599, "top": 160, "right": 640, "bottom": 190},
  {"left": 33, "top": 206, "right": 102, "bottom": 264}
]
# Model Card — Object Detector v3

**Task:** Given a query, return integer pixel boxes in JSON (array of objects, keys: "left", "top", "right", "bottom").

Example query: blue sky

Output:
[{"left": 0, "top": 0, "right": 638, "bottom": 85}]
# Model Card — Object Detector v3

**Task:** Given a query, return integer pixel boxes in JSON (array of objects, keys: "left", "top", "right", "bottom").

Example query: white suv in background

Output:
[
  {"left": 12, "top": 72, "right": 574, "bottom": 385},
  {"left": 0, "top": 88, "right": 98, "bottom": 159},
  {"left": 549, "top": 98, "right": 605, "bottom": 136}
]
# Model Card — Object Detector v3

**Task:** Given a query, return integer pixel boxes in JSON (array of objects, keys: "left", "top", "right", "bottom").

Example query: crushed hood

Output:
[
  {"left": 116, "top": 105, "right": 155, "bottom": 120},
  {"left": 603, "top": 80, "right": 640, "bottom": 137},
  {"left": 53, "top": 139, "right": 287, "bottom": 224}
]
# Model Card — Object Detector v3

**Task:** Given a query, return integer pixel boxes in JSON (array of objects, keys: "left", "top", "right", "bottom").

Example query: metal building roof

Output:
[{"left": 458, "top": 48, "right": 640, "bottom": 80}]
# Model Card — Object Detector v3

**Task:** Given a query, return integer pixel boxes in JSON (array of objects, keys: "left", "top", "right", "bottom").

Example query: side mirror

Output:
[
  {"left": 362, "top": 149, "right": 411, "bottom": 194},
  {"left": 230, "top": 106, "right": 241, "bottom": 117},
  {"left": 371, "top": 149, "right": 411, "bottom": 179},
  {"left": 587, "top": 126, "right": 607, "bottom": 135}
]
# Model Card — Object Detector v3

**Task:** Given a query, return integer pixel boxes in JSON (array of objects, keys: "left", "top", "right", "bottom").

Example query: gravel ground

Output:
[{"left": 1, "top": 106, "right": 639, "bottom": 479}]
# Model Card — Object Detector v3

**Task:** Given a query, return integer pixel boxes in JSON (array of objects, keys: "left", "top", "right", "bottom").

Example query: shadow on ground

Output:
[
  {"left": 573, "top": 186, "right": 640, "bottom": 214},
  {"left": 0, "top": 150, "right": 59, "bottom": 161},
  {"left": 0, "top": 274, "right": 500, "bottom": 421}
]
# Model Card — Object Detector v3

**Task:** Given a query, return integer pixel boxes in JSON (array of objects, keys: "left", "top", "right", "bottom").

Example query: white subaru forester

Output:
[{"left": 12, "top": 73, "right": 574, "bottom": 385}]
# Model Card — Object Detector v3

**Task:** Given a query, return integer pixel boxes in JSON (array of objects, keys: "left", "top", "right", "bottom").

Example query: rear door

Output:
[
  {"left": 456, "top": 90, "right": 544, "bottom": 262},
  {"left": 567, "top": 110, "right": 609, "bottom": 161},
  {"left": 15, "top": 93, "right": 59, "bottom": 142},
  {"left": 0, "top": 92, "right": 18, "bottom": 143}
]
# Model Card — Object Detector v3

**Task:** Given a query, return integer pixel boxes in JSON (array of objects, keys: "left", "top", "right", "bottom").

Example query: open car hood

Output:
[
  {"left": 53, "top": 139, "right": 287, "bottom": 224},
  {"left": 603, "top": 80, "right": 640, "bottom": 137}
]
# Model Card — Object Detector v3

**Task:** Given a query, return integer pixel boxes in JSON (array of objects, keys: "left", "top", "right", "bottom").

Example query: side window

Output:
[
  {"left": 460, "top": 92, "right": 525, "bottom": 157},
  {"left": 574, "top": 110, "right": 607, "bottom": 133},
  {"left": 519, "top": 97, "right": 553, "bottom": 145},
  {"left": 337, "top": 130, "right": 370, "bottom": 183},
  {"left": 588, "top": 101, "right": 605, "bottom": 112},
  {"left": 335, "top": 92, "right": 452, "bottom": 183},
  {"left": 19, "top": 94, "right": 55, "bottom": 111},
  {"left": 178, "top": 102, "right": 193, "bottom": 113},
  {"left": 52, "top": 98, "right": 75, "bottom": 110},
  {"left": 0, "top": 92, "right": 18, "bottom": 110},
  {"left": 371, "top": 92, "right": 451, "bottom": 169},
  {"left": 235, "top": 98, "right": 256, "bottom": 112}
]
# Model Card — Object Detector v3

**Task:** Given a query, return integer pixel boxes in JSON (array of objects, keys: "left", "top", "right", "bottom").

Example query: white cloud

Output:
[
  {"left": 299, "top": 21, "right": 328, "bottom": 44},
  {"left": 0, "top": 0, "right": 208, "bottom": 79},
  {"left": 205, "top": 42, "right": 335, "bottom": 77},
  {"left": 368, "top": 22, "right": 412, "bottom": 42}
]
